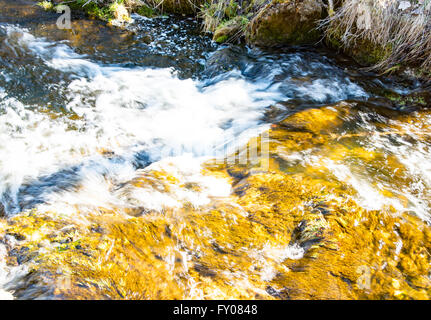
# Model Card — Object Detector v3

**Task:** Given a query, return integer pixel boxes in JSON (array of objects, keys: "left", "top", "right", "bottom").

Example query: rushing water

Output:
[
  {"left": 0, "top": 0, "right": 430, "bottom": 299},
  {"left": 0, "top": 3, "right": 372, "bottom": 215}
]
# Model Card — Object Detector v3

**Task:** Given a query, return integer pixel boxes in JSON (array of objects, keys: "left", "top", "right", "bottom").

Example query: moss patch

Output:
[{"left": 246, "top": 0, "right": 324, "bottom": 47}]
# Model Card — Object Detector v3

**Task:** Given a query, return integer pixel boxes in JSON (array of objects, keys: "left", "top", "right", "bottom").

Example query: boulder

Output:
[
  {"left": 246, "top": 0, "right": 324, "bottom": 47},
  {"left": 325, "top": 30, "right": 393, "bottom": 67}
]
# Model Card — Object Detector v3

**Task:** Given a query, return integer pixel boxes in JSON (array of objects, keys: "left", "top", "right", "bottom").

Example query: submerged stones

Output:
[{"left": 2, "top": 105, "right": 431, "bottom": 299}]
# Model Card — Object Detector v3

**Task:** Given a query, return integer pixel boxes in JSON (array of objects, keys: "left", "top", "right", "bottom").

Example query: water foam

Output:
[
  {"left": 312, "top": 110, "right": 431, "bottom": 224},
  {"left": 0, "top": 25, "right": 370, "bottom": 216},
  {"left": 0, "top": 26, "right": 279, "bottom": 214},
  {"left": 0, "top": 243, "right": 13, "bottom": 300}
]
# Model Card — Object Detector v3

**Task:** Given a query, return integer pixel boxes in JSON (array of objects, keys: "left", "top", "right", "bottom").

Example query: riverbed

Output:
[{"left": 0, "top": 0, "right": 430, "bottom": 299}]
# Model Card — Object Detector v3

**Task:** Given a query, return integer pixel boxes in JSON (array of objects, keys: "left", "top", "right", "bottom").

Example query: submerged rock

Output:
[
  {"left": 246, "top": 0, "right": 324, "bottom": 47},
  {"left": 2, "top": 104, "right": 431, "bottom": 300}
]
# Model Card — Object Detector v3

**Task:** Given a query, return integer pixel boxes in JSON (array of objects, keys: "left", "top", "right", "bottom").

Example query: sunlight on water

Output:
[
  {"left": 0, "top": 9, "right": 430, "bottom": 300},
  {"left": 0, "top": 25, "right": 368, "bottom": 217}
]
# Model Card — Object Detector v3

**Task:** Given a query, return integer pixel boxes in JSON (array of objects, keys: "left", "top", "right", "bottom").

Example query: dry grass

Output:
[
  {"left": 321, "top": 0, "right": 431, "bottom": 73},
  {"left": 139, "top": 0, "right": 203, "bottom": 13}
]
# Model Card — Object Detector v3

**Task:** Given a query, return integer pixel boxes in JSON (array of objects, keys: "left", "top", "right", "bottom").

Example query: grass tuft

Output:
[{"left": 321, "top": 0, "right": 431, "bottom": 73}]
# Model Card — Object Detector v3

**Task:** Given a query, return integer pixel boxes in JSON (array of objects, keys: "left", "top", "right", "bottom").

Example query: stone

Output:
[{"left": 246, "top": 0, "right": 324, "bottom": 47}]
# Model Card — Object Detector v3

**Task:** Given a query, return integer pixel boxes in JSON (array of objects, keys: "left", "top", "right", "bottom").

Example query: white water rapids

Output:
[{"left": 0, "top": 24, "right": 368, "bottom": 216}]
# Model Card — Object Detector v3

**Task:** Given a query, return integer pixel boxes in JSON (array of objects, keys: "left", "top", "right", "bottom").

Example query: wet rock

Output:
[
  {"left": 326, "top": 32, "right": 392, "bottom": 67},
  {"left": 9, "top": 246, "right": 37, "bottom": 265},
  {"left": 6, "top": 255, "right": 18, "bottom": 267},
  {"left": 266, "top": 286, "right": 291, "bottom": 299},
  {"left": 290, "top": 215, "right": 328, "bottom": 252},
  {"left": 193, "top": 263, "right": 217, "bottom": 278},
  {"left": 246, "top": 0, "right": 324, "bottom": 47},
  {"left": 227, "top": 167, "right": 249, "bottom": 182},
  {"left": 3, "top": 105, "right": 431, "bottom": 300},
  {"left": 203, "top": 46, "right": 247, "bottom": 77}
]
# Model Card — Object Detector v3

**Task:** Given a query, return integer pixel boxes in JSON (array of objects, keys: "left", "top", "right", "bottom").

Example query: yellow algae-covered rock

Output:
[
  {"left": 2, "top": 169, "right": 431, "bottom": 299},
  {"left": 278, "top": 104, "right": 349, "bottom": 135},
  {"left": 2, "top": 105, "right": 431, "bottom": 300}
]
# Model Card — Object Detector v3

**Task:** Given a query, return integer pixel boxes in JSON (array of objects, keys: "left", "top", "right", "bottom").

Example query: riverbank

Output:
[{"left": 36, "top": 0, "right": 431, "bottom": 80}]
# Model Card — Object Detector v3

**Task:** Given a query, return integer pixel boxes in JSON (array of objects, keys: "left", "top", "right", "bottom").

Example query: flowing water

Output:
[{"left": 0, "top": 0, "right": 430, "bottom": 299}]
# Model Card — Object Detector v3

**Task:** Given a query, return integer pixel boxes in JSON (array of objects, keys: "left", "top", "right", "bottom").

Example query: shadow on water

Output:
[{"left": 1, "top": 149, "right": 153, "bottom": 214}]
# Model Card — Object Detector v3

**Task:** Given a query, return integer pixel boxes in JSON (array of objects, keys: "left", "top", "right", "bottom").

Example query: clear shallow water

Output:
[
  {"left": 0, "top": 3, "right": 379, "bottom": 215},
  {"left": 0, "top": 0, "right": 431, "bottom": 300},
  {"left": 0, "top": 1, "right": 429, "bottom": 219}
]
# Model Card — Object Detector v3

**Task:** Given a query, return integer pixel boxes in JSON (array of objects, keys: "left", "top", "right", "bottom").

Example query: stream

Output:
[{"left": 0, "top": 0, "right": 430, "bottom": 300}]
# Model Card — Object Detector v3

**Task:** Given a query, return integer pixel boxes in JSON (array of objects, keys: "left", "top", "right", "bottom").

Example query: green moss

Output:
[
  {"left": 325, "top": 25, "right": 393, "bottom": 67},
  {"left": 246, "top": 1, "right": 323, "bottom": 47},
  {"left": 214, "top": 34, "right": 228, "bottom": 43},
  {"left": 62, "top": 0, "right": 116, "bottom": 21},
  {"left": 135, "top": 5, "right": 155, "bottom": 17},
  {"left": 351, "top": 39, "right": 392, "bottom": 66},
  {"left": 213, "top": 15, "right": 249, "bottom": 43}
]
